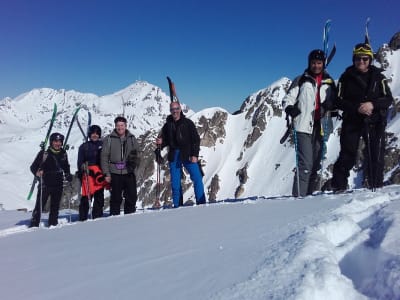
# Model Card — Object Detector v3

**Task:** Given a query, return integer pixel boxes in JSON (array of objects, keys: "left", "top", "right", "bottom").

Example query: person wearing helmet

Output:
[
  {"left": 77, "top": 125, "right": 107, "bottom": 221},
  {"left": 282, "top": 49, "right": 337, "bottom": 197},
  {"left": 323, "top": 43, "right": 393, "bottom": 192},
  {"left": 29, "top": 132, "right": 72, "bottom": 227}
]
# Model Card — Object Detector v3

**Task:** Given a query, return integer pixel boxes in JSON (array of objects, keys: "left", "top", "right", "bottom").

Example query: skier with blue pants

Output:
[{"left": 156, "top": 101, "right": 206, "bottom": 207}]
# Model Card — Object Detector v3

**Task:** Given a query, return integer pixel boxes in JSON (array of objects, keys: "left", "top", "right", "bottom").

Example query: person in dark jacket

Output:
[
  {"left": 324, "top": 43, "right": 393, "bottom": 192},
  {"left": 282, "top": 49, "right": 337, "bottom": 197},
  {"left": 77, "top": 125, "right": 107, "bottom": 221},
  {"left": 156, "top": 101, "right": 206, "bottom": 207},
  {"left": 30, "top": 132, "right": 72, "bottom": 227},
  {"left": 101, "top": 116, "right": 140, "bottom": 215}
]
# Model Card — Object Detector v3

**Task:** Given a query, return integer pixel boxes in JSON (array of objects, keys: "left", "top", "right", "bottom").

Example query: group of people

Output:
[
  {"left": 283, "top": 42, "right": 393, "bottom": 197},
  {"left": 28, "top": 41, "right": 394, "bottom": 226},
  {"left": 29, "top": 105, "right": 206, "bottom": 227}
]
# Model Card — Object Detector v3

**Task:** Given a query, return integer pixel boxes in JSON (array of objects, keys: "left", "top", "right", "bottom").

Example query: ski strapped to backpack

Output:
[
  {"left": 76, "top": 111, "right": 92, "bottom": 141},
  {"left": 27, "top": 103, "right": 57, "bottom": 200},
  {"left": 323, "top": 19, "right": 336, "bottom": 68},
  {"left": 166, "top": 76, "right": 180, "bottom": 103},
  {"left": 63, "top": 105, "right": 82, "bottom": 150}
]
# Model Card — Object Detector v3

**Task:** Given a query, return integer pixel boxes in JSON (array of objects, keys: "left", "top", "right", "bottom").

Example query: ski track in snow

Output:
[{"left": 210, "top": 189, "right": 400, "bottom": 300}]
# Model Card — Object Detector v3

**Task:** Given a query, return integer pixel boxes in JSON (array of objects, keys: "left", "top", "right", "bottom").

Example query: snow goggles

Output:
[{"left": 353, "top": 44, "right": 373, "bottom": 58}]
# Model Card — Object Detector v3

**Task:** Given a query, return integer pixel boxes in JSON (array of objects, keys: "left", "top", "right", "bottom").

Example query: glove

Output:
[
  {"left": 65, "top": 173, "right": 73, "bottom": 182},
  {"left": 285, "top": 105, "right": 301, "bottom": 118}
]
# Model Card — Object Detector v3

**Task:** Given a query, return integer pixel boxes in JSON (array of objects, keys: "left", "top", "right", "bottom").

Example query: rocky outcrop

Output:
[{"left": 197, "top": 111, "right": 228, "bottom": 148}]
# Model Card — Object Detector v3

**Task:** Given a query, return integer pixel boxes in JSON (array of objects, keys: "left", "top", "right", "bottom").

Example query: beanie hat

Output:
[
  {"left": 353, "top": 43, "right": 373, "bottom": 59},
  {"left": 88, "top": 125, "right": 101, "bottom": 137},
  {"left": 114, "top": 116, "right": 127, "bottom": 124}
]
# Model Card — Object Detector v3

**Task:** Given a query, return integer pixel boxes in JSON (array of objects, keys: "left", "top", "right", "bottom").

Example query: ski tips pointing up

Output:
[{"left": 166, "top": 76, "right": 180, "bottom": 103}]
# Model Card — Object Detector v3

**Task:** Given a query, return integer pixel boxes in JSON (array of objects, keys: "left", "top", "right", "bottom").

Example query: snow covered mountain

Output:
[
  {"left": 1, "top": 35, "right": 400, "bottom": 300},
  {"left": 0, "top": 39, "right": 399, "bottom": 211}
]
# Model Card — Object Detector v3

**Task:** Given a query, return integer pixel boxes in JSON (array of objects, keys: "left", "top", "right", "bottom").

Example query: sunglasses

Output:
[
  {"left": 170, "top": 107, "right": 181, "bottom": 112},
  {"left": 354, "top": 56, "right": 370, "bottom": 62}
]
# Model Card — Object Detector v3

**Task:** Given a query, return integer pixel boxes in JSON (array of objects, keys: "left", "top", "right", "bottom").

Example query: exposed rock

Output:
[
  {"left": 389, "top": 32, "right": 400, "bottom": 50},
  {"left": 197, "top": 111, "right": 228, "bottom": 148},
  {"left": 207, "top": 174, "right": 220, "bottom": 201}
]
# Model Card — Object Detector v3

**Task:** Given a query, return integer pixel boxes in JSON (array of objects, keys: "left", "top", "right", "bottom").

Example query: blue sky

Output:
[{"left": 0, "top": 0, "right": 398, "bottom": 112}]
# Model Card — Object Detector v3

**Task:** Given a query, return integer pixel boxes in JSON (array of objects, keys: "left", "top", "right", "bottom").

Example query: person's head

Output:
[
  {"left": 88, "top": 125, "right": 101, "bottom": 141},
  {"left": 49, "top": 132, "right": 64, "bottom": 150},
  {"left": 170, "top": 102, "right": 182, "bottom": 121},
  {"left": 308, "top": 49, "right": 325, "bottom": 75},
  {"left": 352, "top": 43, "right": 373, "bottom": 73},
  {"left": 114, "top": 116, "right": 127, "bottom": 137}
]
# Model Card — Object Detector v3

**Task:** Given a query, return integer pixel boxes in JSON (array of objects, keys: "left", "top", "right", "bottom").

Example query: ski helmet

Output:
[
  {"left": 353, "top": 43, "right": 373, "bottom": 60},
  {"left": 88, "top": 125, "right": 102, "bottom": 137},
  {"left": 50, "top": 132, "right": 64, "bottom": 144},
  {"left": 308, "top": 49, "right": 326, "bottom": 66}
]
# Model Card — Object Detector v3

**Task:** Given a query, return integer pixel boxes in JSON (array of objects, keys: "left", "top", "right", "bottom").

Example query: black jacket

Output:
[
  {"left": 77, "top": 140, "right": 102, "bottom": 169},
  {"left": 30, "top": 147, "right": 71, "bottom": 188},
  {"left": 337, "top": 65, "right": 393, "bottom": 124},
  {"left": 160, "top": 114, "right": 200, "bottom": 162}
]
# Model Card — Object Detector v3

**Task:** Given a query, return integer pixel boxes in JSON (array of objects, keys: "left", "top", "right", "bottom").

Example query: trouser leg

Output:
[
  {"left": 30, "top": 186, "right": 50, "bottom": 227},
  {"left": 48, "top": 187, "right": 63, "bottom": 226},
  {"left": 292, "top": 132, "right": 313, "bottom": 197},
  {"left": 123, "top": 175, "right": 137, "bottom": 214},
  {"left": 92, "top": 189, "right": 105, "bottom": 219},
  {"left": 79, "top": 196, "right": 89, "bottom": 221},
  {"left": 332, "top": 121, "right": 362, "bottom": 190},
  {"left": 169, "top": 151, "right": 182, "bottom": 207},
  {"left": 308, "top": 124, "right": 322, "bottom": 195},
  {"left": 183, "top": 161, "right": 206, "bottom": 204},
  {"left": 110, "top": 174, "right": 123, "bottom": 215}
]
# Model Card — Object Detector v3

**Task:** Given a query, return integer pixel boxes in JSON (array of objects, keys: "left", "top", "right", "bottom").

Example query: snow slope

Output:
[{"left": 0, "top": 186, "right": 399, "bottom": 300}]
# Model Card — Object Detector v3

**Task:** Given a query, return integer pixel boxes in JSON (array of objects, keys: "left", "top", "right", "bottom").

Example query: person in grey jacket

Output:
[
  {"left": 282, "top": 49, "right": 337, "bottom": 197},
  {"left": 101, "top": 116, "right": 140, "bottom": 215}
]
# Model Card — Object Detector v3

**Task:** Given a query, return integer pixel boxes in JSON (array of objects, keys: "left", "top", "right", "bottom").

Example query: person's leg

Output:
[
  {"left": 48, "top": 187, "right": 63, "bottom": 226},
  {"left": 79, "top": 196, "right": 89, "bottom": 221},
  {"left": 92, "top": 189, "right": 104, "bottom": 219},
  {"left": 110, "top": 174, "right": 123, "bottom": 215},
  {"left": 183, "top": 161, "right": 206, "bottom": 204},
  {"left": 332, "top": 121, "right": 362, "bottom": 190},
  {"left": 123, "top": 174, "right": 137, "bottom": 214},
  {"left": 30, "top": 187, "right": 50, "bottom": 227},
  {"left": 292, "top": 132, "right": 313, "bottom": 197},
  {"left": 169, "top": 150, "right": 182, "bottom": 207}
]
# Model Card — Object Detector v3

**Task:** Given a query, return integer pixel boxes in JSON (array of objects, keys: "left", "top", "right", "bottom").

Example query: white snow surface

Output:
[{"left": 1, "top": 186, "right": 400, "bottom": 300}]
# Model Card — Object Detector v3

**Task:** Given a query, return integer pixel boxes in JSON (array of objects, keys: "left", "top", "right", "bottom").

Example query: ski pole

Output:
[
  {"left": 364, "top": 120, "right": 375, "bottom": 191},
  {"left": 39, "top": 176, "right": 43, "bottom": 227},
  {"left": 68, "top": 181, "right": 73, "bottom": 223},
  {"left": 153, "top": 144, "right": 162, "bottom": 209},
  {"left": 84, "top": 162, "right": 92, "bottom": 219}
]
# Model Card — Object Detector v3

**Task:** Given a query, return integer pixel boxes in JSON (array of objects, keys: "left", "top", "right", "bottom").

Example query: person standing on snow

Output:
[
  {"left": 29, "top": 132, "right": 72, "bottom": 227},
  {"left": 77, "top": 125, "right": 107, "bottom": 221},
  {"left": 155, "top": 101, "right": 206, "bottom": 207},
  {"left": 101, "top": 116, "right": 140, "bottom": 215},
  {"left": 323, "top": 43, "right": 393, "bottom": 192},
  {"left": 282, "top": 49, "right": 337, "bottom": 197}
]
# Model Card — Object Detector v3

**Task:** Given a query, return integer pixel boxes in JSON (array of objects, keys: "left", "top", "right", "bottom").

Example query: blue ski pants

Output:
[{"left": 169, "top": 150, "right": 206, "bottom": 207}]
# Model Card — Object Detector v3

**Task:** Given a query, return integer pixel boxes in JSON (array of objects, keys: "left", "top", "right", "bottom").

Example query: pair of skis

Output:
[
  {"left": 152, "top": 76, "right": 178, "bottom": 209},
  {"left": 27, "top": 103, "right": 83, "bottom": 200}
]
